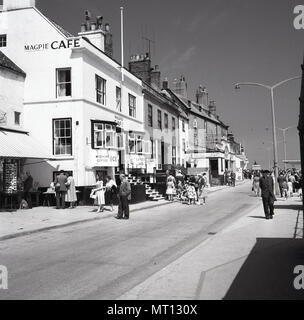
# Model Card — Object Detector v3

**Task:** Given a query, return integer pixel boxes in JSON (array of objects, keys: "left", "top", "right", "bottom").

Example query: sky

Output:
[{"left": 35, "top": 0, "right": 304, "bottom": 169}]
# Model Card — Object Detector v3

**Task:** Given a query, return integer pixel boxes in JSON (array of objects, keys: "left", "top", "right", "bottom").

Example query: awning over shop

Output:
[{"left": 0, "top": 129, "right": 53, "bottom": 159}]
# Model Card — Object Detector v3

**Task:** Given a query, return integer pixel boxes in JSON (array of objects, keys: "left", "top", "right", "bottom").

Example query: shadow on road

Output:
[{"left": 223, "top": 237, "right": 304, "bottom": 300}]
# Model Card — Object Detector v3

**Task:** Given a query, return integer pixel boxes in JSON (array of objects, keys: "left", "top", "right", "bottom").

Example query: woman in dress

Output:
[
  {"left": 65, "top": 173, "right": 77, "bottom": 208},
  {"left": 91, "top": 175, "right": 105, "bottom": 213},
  {"left": 166, "top": 177, "right": 175, "bottom": 201},
  {"left": 252, "top": 173, "right": 260, "bottom": 197},
  {"left": 187, "top": 182, "right": 196, "bottom": 205},
  {"left": 105, "top": 175, "right": 117, "bottom": 212}
]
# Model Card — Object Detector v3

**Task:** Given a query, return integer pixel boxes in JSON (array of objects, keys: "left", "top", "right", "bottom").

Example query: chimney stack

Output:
[
  {"left": 162, "top": 77, "right": 169, "bottom": 90},
  {"left": 172, "top": 76, "right": 188, "bottom": 98},
  {"left": 150, "top": 65, "right": 161, "bottom": 89},
  {"left": 3, "top": 0, "right": 35, "bottom": 10},
  {"left": 196, "top": 85, "right": 208, "bottom": 106},
  {"left": 104, "top": 23, "right": 113, "bottom": 58},
  {"left": 128, "top": 53, "right": 151, "bottom": 83},
  {"left": 78, "top": 11, "right": 113, "bottom": 57},
  {"left": 208, "top": 100, "right": 217, "bottom": 116}
]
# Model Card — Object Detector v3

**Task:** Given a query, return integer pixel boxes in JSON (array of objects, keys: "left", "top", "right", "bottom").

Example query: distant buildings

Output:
[{"left": 0, "top": 0, "right": 248, "bottom": 200}]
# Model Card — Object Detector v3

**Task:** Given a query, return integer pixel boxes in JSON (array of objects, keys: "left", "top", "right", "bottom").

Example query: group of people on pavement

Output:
[
  {"left": 224, "top": 170, "right": 236, "bottom": 187},
  {"left": 252, "top": 168, "right": 302, "bottom": 220},
  {"left": 166, "top": 172, "right": 208, "bottom": 205},
  {"left": 52, "top": 170, "right": 77, "bottom": 209},
  {"left": 252, "top": 168, "right": 302, "bottom": 200},
  {"left": 89, "top": 173, "right": 131, "bottom": 220},
  {"left": 277, "top": 169, "right": 302, "bottom": 200}
]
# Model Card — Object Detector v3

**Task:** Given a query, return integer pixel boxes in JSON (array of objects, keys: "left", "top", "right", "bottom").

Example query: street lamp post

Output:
[
  {"left": 234, "top": 76, "right": 301, "bottom": 195},
  {"left": 277, "top": 126, "right": 296, "bottom": 170}
]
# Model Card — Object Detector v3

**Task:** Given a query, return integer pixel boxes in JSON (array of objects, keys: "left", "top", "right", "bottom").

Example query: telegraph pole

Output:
[{"left": 298, "top": 54, "right": 304, "bottom": 212}]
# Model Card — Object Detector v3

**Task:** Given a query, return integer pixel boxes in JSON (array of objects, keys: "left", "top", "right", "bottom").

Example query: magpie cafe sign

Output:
[
  {"left": 24, "top": 39, "right": 80, "bottom": 52},
  {"left": 91, "top": 149, "right": 119, "bottom": 167}
]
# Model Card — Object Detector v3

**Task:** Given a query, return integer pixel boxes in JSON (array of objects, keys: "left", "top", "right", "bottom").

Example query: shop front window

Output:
[
  {"left": 92, "top": 122, "right": 116, "bottom": 149},
  {"left": 136, "top": 135, "right": 143, "bottom": 154},
  {"left": 56, "top": 68, "right": 71, "bottom": 97},
  {"left": 53, "top": 118, "right": 72, "bottom": 156}
]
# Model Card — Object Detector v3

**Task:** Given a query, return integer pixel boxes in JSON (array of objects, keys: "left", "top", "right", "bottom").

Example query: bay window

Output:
[{"left": 92, "top": 122, "right": 116, "bottom": 149}]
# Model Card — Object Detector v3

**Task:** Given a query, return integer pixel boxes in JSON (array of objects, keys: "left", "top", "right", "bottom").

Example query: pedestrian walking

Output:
[
  {"left": 65, "top": 173, "right": 77, "bottom": 208},
  {"left": 115, "top": 174, "right": 131, "bottom": 219},
  {"left": 252, "top": 173, "right": 260, "bottom": 197},
  {"left": 198, "top": 175, "right": 208, "bottom": 205},
  {"left": 231, "top": 171, "right": 236, "bottom": 187},
  {"left": 277, "top": 172, "right": 286, "bottom": 198},
  {"left": 282, "top": 180, "right": 288, "bottom": 199},
  {"left": 105, "top": 175, "right": 117, "bottom": 212},
  {"left": 54, "top": 170, "right": 68, "bottom": 209},
  {"left": 23, "top": 171, "right": 33, "bottom": 209},
  {"left": 287, "top": 179, "right": 293, "bottom": 198},
  {"left": 90, "top": 175, "right": 105, "bottom": 213},
  {"left": 259, "top": 170, "right": 275, "bottom": 219}
]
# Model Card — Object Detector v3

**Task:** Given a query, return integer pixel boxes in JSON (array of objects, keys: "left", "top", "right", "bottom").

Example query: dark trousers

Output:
[
  {"left": 56, "top": 191, "right": 66, "bottom": 209},
  {"left": 23, "top": 191, "right": 32, "bottom": 209},
  {"left": 262, "top": 196, "right": 274, "bottom": 218},
  {"left": 279, "top": 185, "right": 283, "bottom": 198},
  {"left": 117, "top": 195, "right": 130, "bottom": 218}
]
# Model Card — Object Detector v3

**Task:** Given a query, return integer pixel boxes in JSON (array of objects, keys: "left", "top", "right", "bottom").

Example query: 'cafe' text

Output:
[{"left": 24, "top": 39, "right": 81, "bottom": 52}]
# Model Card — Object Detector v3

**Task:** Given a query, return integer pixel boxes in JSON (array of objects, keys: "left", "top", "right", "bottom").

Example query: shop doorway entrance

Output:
[{"left": 210, "top": 159, "right": 218, "bottom": 178}]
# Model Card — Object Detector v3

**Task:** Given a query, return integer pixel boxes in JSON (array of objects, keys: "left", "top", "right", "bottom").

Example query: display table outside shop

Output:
[
  {"left": 0, "top": 191, "right": 40, "bottom": 209},
  {"left": 42, "top": 190, "right": 81, "bottom": 207}
]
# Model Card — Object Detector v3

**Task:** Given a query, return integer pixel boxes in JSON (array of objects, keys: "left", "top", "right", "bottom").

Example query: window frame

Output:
[
  {"left": 52, "top": 118, "right": 73, "bottom": 156},
  {"left": 91, "top": 121, "right": 117, "bottom": 149},
  {"left": 164, "top": 113, "right": 168, "bottom": 130},
  {"left": 172, "top": 146, "right": 176, "bottom": 165},
  {"left": 56, "top": 68, "right": 72, "bottom": 98},
  {"left": 128, "top": 94, "right": 136, "bottom": 118},
  {"left": 172, "top": 117, "right": 176, "bottom": 130},
  {"left": 0, "top": 34, "right": 7, "bottom": 47},
  {"left": 14, "top": 111, "right": 21, "bottom": 126},
  {"left": 157, "top": 110, "right": 162, "bottom": 130},
  {"left": 148, "top": 104, "right": 153, "bottom": 127},
  {"left": 96, "top": 74, "right": 106, "bottom": 105},
  {"left": 116, "top": 86, "right": 121, "bottom": 111}
]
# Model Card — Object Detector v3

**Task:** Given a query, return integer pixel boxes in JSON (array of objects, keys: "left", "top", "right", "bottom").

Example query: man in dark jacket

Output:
[
  {"left": 115, "top": 174, "right": 131, "bottom": 220},
  {"left": 54, "top": 170, "right": 68, "bottom": 209},
  {"left": 231, "top": 171, "right": 236, "bottom": 187},
  {"left": 23, "top": 171, "right": 33, "bottom": 209},
  {"left": 277, "top": 172, "right": 286, "bottom": 198},
  {"left": 259, "top": 170, "right": 275, "bottom": 219}
]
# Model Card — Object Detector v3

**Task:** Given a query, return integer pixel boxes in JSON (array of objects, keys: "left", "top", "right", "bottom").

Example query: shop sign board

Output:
[
  {"left": 91, "top": 149, "right": 119, "bottom": 167},
  {"left": 146, "top": 159, "right": 156, "bottom": 174},
  {"left": 128, "top": 155, "right": 146, "bottom": 169}
]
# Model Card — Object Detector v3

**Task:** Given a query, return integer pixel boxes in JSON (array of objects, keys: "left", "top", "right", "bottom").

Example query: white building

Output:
[{"left": 0, "top": 0, "right": 145, "bottom": 188}]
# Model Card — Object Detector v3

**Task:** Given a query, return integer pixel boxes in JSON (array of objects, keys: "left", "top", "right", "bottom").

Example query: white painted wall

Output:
[
  {"left": 0, "top": 67, "right": 25, "bottom": 130},
  {"left": 0, "top": 7, "right": 144, "bottom": 187}
]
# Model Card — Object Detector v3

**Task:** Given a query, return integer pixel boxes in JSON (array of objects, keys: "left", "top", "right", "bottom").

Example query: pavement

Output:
[
  {"left": 118, "top": 195, "right": 304, "bottom": 300},
  {"left": 0, "top": 183, "right": 231, "bottom": 241}
]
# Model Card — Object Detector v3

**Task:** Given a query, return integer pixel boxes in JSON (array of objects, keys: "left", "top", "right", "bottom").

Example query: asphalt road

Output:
[{"left": 0, "top": 181, "right": 260, "bottom": 300}]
